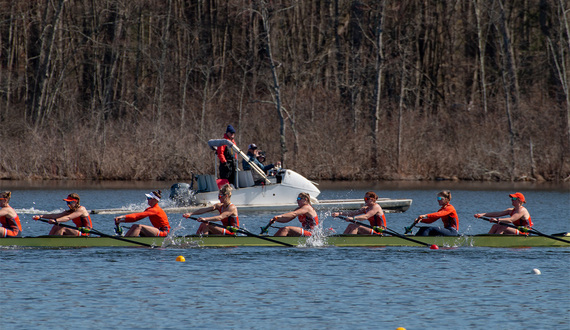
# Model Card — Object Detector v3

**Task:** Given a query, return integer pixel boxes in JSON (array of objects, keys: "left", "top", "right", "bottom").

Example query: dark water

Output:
[{"left": 1, "top": 181, "right": 568, "bottom": 329}]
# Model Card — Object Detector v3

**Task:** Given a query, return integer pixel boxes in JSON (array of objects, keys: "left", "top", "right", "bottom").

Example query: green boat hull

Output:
[{"left": 0, "top": 234, "right": 568, "bottom": 248}]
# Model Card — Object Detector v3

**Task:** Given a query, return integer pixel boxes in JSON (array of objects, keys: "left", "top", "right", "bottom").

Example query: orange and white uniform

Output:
[
  {"left": 298, "top": 214, "right": 319, "bottom": 237},
  {"left": 511, "top": 210, "right": 533, "bottom": 235},
  {"left": 218, "top": 203, "right": 239, "bottom": 236},
  {"left": 0, "top": 214, "right": 22, "bottom": 237},
  {"left": 70, "top": 214, "right": 93, "bottom": 236},
  {"left": 366, "top": 213, "right": 387, "bottom": 235},
  {"left": 123, "top": 204, "right": 170, "bottom": 237}
]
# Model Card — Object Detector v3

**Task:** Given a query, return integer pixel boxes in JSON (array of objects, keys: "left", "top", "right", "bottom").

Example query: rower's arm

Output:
[
  {"left": 354, "top": 205, "right": 382, "bottom": 221},
  {"left": 54, "top": 209, "right": 85, "bottom": 223}
]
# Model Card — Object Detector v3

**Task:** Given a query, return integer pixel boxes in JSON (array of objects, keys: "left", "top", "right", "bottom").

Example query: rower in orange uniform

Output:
[
  {"left": 32, "top": 193, "right": 93, "bottom": 236},
  {"left": 332, "top": 191, "right": 386, "bottom": 234},
  {"left": 413, "top": 190, "right": 459, "bottom": 236},
  {"left": 474, "top": 192, "right": 533, "bottom": 235},
  {"left": 0, "top": 191, "right": 22, "bottom": 237},
  {"left": 269, "top": 193, "right": 319, "bottom": 237},
  {"left": 183, "top": 184, "right": 239, "bottom": 235},
  {"left": 114, "top": 190, "right": 170, "bottom": 237}
]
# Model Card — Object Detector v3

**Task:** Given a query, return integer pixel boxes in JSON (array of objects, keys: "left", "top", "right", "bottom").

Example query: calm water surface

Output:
[{"left": 1, "top": 181, "right": 569, "bottom": 329}]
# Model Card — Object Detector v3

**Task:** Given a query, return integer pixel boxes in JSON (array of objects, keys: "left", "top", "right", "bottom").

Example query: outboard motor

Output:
[{"left": 169, "top": 183, "right": 195, "bottom": 206}]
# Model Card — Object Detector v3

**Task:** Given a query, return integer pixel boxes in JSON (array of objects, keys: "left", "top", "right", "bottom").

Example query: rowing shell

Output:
[{"left": 0, "top": 234, "right": 568, "bottom": 248}]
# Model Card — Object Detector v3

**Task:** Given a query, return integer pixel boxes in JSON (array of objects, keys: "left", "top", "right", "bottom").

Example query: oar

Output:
[
  {"left": 404, "top": 218, "right": 420, "bottom": 234},
  {"left": 188, "top": 217, "right": 295, "bottom": 247},
  {"left": 338, "top": 216, "right": 439, "bottom": 249},
  {"left": 260, "top": 221, "right": 273, "bottom": 235},
  {"left": 477, "top": 216, "right": 570, "bottom": 245},
  {"left": 36, "top": 218, "right": 154, "bottom": 248}
]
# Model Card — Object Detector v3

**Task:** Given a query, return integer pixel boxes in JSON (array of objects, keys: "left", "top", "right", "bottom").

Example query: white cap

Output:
[{"left": 145, "top": 192, "right": 161, "bottom": 201}]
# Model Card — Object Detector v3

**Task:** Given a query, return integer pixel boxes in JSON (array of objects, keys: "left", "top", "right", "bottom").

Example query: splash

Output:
[{"left": 299, "top": 222, "right": 336, "bottom": 248}]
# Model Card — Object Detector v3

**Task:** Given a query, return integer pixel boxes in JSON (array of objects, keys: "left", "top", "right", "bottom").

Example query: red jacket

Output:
[{"left": 216, "top": 133, "right": 236, "bottom": 163}]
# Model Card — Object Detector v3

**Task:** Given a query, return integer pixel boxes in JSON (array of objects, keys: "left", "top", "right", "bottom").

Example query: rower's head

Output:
[
  {"left": 0, "top": 191, "right": 11, "bottom": 206},
  {"left": 509, "top": 192, "right": 525, "bottom": 205},
  {"left": 436, "top": 190, "right": 451, "bottom": 205},
  {"left": 63, "top": 193, "right": 80, "bottom": 210},
  {"left": 145, "top": 190, "right": 161, "bottom": 206},
  {"left": 364, "top": 191, "right": 378, "bottom": 203},
  {"left": 297, "top": 192, "right": 311, "bottom": 205},
  {"left": 218, "top": 184, "right": 232, "bottom": 202}
]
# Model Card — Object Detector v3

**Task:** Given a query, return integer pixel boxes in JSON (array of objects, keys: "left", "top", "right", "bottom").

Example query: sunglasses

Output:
[
  {"left": 364, "top": 197, "right": 372, "bottom": 201},
  {"left": 218, "top": 194, "right": 226, "bottom": 198},
  {"left": 511, "top": 197, "right": 518, "bottom": 201},
  {"left": 297, "top": 197, "right": 304, "bottom": 201},
  {"left": 66, "top": 201, "right": 76, "bottom": 204},
  {"left": 437, "top": 196, "right": 445, "bottom": 201}
]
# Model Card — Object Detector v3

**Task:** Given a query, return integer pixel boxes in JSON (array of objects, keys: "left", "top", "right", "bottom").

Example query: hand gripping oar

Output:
[
  {"left": 404, "top": 218, "right": 421, "bottom": 234},
  {"left": 260, "top": 221, "right": 273, "bottom": 235},
  {"left": 338, "top": 216, "right": 439, "bottom": 249},
  {"left": 477, "top": 216, "right": 570, "bottom": 245},
  {"left": 188, "top": 217, "right": 295, "bottom": 247},
  {"left": 36, "top": 218, "right": 154, "bottom": 248}
]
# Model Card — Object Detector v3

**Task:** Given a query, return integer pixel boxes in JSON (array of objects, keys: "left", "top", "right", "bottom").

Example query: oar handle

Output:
[{"left": 260, "top": 222, "right": 273, "bottom": 235}]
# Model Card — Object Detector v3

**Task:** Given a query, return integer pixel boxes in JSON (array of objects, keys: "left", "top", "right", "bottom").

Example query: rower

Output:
[
  {"left": 0, "top": 191, "right": 22, "bottom": 238},
  {"left": 183, "top": 184, "right": 239, "bottom": 235},
  {"left": 32, "top": 193, "right": 93, "bottom": 236},
  {"left": 268, "top": 193, "right": 319, "bottom": 237},
  {"left": 332, "top": 191, "right": 386, "bottom": 235},
  {"left": 114, "top": 190, "right": 171, "bottom": 237},
  {"left": 413, "top": 190, "right": 459, "bottom": 236},
  {"left": 475, "top": 192, "right": 533, "bottom": 235}
]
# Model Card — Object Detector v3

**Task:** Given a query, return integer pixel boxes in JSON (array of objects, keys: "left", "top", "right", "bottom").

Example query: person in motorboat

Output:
[
  {"left": 242, "top": 143, "right": 280, "bottom": 184},
  {"left": 332, "top": 191, "right": 386, "bottom": 234},
  {"left": 412, "top": 190, "right": 459, "bottom": 236},
  {"left": 0, "top": 191, "right": 22, "bottom": 237},
  {"left": 114, "top": 190, "right": 171, "bottom": 237},
  {"left": 32, "top": 193, "right": 93, "bottom": 236},
  {"left": 474, "top": 192, "right": 533, "bottom": 235},
  {"left": 242, "top": 144, "right": 279, "bottom": 173},
  {"left": 183, "top": 184, "right": 239, "bottom": 235},
  {"left": 217, "top": 125, "right": 238, "bottom": 183},
  {"left": 268, "top": 192, "right": 319, "bottom": 237}
]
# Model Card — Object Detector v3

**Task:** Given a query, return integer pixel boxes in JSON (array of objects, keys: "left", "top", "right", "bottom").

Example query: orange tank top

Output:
[
  {"left": 219, "top": 203, "right": 239, "bottom": 227},
  {"left": 298, "top": 214, "right": 319, "bottom": 230}
]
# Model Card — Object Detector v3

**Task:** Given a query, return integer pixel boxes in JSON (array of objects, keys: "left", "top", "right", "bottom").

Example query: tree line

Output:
[{"left": 0, "top": 0, "right": 568, "bottom": 182}]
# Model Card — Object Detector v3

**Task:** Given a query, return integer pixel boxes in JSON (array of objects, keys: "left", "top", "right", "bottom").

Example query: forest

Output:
[{"left": 0, "top": 0, "right": 568, "bottom": 182}]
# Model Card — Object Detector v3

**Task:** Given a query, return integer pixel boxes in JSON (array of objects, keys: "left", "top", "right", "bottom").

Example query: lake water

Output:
[{"left": 1, "top": 180, "right": 568, "bottom": 329}]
